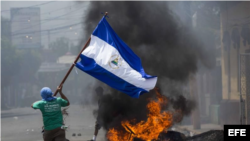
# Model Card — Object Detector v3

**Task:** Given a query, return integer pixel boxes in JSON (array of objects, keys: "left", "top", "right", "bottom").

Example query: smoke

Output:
[
  {"left": 83, "top": 1, "right": 212, "bottom": 82},
  {"left": 92, "top": 85, "right": 152, "bottom": 130},
  {"left": 81, "top": 1, "right": 212, "bottom": 139}
]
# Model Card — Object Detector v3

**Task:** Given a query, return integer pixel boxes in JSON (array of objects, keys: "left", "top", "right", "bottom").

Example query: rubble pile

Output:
[
  {"left": 132, "top": 130, "right": 224, "bottom": 141},
  {"left": 186, "top": 130, "right": 224, "bottom": 141}
]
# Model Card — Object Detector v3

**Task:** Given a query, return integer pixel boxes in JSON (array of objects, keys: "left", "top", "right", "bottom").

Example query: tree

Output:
[
  {"left": 15, "top": 48, "right": 42, "bottom": 83},
  {"left": 1, "top": 16, "right": 11, "bottom": 38},
  {"left": 1, "top": 38, "right": 21, "bottom": 87},
  {"left": 2, "top": 16, "right": 43, "bottom": 108},
  {"left": 49, "top": 37, "right": 72, "bottom": 58},
  {"left": 1, "top": 17, "right": 21, "bottom": 88},
  {"left": 49, "top": 37, "right": 86, "bottom": 59},
  {"left": 0, "top": 38, "right": 20, "bottom": 90}
]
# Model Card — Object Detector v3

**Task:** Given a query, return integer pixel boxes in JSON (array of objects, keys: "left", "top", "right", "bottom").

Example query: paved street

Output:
[{"left": 1, "top": 105, "right": 106, "bottom": 141}]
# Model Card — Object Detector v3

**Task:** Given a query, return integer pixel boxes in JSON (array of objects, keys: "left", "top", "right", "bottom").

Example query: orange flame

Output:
[{"left": 107, "top": 88, "right": 173, "bottom": 141}]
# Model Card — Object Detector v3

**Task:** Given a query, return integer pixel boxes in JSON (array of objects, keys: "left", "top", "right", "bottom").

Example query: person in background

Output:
[
  {"left": 90, "top": 86, "right": 104, "bottom": 141},
  {"left": 31, "top": 85, "right": 70, "bottom": 141},
  {"left": 90, "top": 86, "right": 122, "bottom": 141}
]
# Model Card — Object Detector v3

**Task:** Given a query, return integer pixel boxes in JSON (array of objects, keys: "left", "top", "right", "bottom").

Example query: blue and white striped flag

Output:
[{"left": 76, "top": 16, "right": 157, "bottom": 98}]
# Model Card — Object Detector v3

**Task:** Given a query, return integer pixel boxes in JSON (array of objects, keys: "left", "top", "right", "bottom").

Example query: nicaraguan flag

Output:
[{"left": 76, "top": 16, "right": 157, "bottom": 98}]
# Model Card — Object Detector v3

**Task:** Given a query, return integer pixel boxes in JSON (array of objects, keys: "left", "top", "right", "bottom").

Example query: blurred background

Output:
[
  {"left": 1, "top": 1, "right": 250, "bottom": 141},
  {"left": 1, "top": 1, "right": 95, "bottom": 109}
]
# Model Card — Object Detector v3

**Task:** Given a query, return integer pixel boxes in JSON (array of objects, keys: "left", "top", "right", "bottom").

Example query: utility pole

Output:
[
  {"left": 189, "top": 74, "right": 201, "bottom": 129},
  {"left": 47, "top": 30, "right": 51, "bottom": 48}
]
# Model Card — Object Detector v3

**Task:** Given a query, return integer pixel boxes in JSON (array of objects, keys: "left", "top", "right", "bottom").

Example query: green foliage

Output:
[
  {"left": 1, "top": 37, "right": 21, "bottom": 87},
  {"left": 49, "top": 37, "right": 80, "bottom": 57},
  {"left": 16, "top": 48, "right": 42, "bottom": 83},
  {"left": 1, "top": 39, "right": 42, "bottom": 86},
  {"left": 1, "top": 17, "right": 11, "bottom": 38},
  {"left": 1, "top": 16, "right": 42, "bottom": 87},
  {"left": 49, "top": 37, "right": 71, "bottom": 57}
]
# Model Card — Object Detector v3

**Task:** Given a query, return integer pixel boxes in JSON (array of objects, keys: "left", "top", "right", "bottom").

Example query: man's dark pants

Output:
[{"left": 43, "top": 127, "right": 66, "bottom": 141}]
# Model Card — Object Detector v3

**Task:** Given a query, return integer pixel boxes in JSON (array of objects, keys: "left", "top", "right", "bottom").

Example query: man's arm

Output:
[
  {"left": 59, "top": 91, "right": 70, "bottom": 106},
  {"left": 31, "top": 101, "right": 40, "bottom": 109},
  {"left": 58, "top": 85, "right": 70, "bottom": 106}
]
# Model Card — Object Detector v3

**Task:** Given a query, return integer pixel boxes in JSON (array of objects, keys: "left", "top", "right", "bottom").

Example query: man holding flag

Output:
[
  {"left": 50, "top": 12, "right": 157, "bottom": 141},
  {"left": 31, "top": 86, "right": 70, "bottom": 141}
]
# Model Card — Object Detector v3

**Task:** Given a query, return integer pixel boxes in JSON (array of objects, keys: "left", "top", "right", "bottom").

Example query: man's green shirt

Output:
[{"left": 33, "top": 97, "right": 68, "bottom": 130}]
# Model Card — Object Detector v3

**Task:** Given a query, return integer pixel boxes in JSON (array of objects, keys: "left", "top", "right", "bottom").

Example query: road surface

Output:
[{"left": 1, "top": 105, "right": 106, "bottom": 141}]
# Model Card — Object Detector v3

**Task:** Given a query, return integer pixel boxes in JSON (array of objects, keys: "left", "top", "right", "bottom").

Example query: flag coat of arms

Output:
[{"left": 76, "top": 16, "right": 157, "bottom": 98}]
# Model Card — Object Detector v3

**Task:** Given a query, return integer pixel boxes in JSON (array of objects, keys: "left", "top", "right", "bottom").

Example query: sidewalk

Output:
[{"left": 174, "top": 123, "right": 223, "bottom": 136}]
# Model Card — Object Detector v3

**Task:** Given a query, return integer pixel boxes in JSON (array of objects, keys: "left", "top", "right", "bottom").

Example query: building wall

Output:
[
  {"left": 220, "top": 1, "right": 250, "bottom": 124},
  {"left": 220, "top": 2, "right": 250, "bottom": 100}
]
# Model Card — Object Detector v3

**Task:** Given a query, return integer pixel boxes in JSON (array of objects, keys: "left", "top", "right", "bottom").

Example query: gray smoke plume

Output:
[
  {"left": 82, "top": 1, "right": 213, "bottom": 82},
  {"left": 80, "top": 1, "right": 212, "bottom": 140}
]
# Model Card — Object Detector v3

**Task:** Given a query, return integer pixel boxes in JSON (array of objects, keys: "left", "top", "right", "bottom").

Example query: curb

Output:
[{"left": 174, "top": 126, "right": 203, "bottom": 135}]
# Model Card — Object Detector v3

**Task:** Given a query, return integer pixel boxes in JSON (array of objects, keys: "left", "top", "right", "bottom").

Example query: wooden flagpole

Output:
[{"left": 53, "top": 12, "right": 108, "bottom": 96}]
